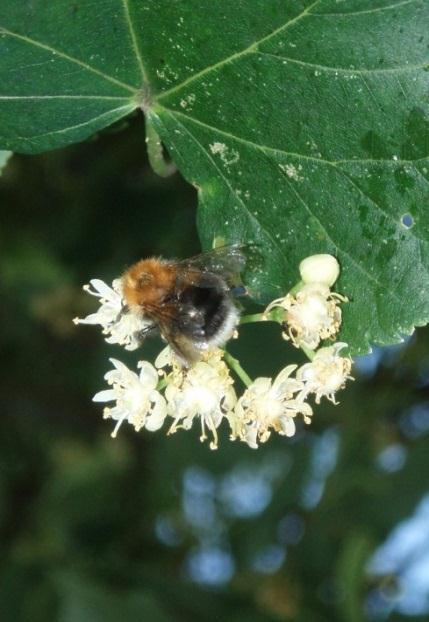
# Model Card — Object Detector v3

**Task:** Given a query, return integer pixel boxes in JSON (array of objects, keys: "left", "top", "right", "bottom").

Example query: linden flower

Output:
[
  {"left": 163, "top": 353, "right": 237, "bottom": 450},
  {"left": 297, "top": 342, "right": 353, "bottom": 404},
  {"left": 232, "top": 365, "right": 313, "bottom": 449},
  {"left": 266, "top": 283, "right": 345, "bottom": 350},
  {"left": 73, "top": 278, "right": 149, "bottom": 351},
  {"left": 93, "top": 358, "right": 167, "bottom": 437}
]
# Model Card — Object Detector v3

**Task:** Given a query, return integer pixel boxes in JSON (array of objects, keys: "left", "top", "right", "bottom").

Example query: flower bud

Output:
[{"left": 299, "top": 254, "right": 340, "bottom": 287}]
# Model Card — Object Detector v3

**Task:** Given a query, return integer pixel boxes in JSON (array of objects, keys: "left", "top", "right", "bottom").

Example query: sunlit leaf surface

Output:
[{"left": 0, "top": 0, "right": 428, "bottom": 354}]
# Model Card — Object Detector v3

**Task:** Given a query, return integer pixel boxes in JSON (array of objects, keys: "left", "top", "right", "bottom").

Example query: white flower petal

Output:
[
  {"left": 250, "top": 377, "right": 272, "bottom": 396},
  {"left": 88, "top": 278, "right": 117, "bottom": 298},
  {"left": 138, "top": 361, "right": 159, "bottom": 388},
  {"left": 272, "top": 365, "right": 302, "bottom": 397},
  {"left": 92, "top": 389, "right": 117, "bottom": 403},
  {"left": 244, "top": 426, "right": 259, "bottom": 449},
  {"left": 273, "top": 365, "right": 297, "bottom": 385},
  {"left": 109, "top": 358, "right": 132, "bottom": 374},
  {"left": 155, "top": 346, "right": 174, "bottom": 369},
  {"left": 145, "top": 394, "right": 167, "bottom": 431},
  {"left": 280, "top": 416, "right": 296, "bottom": 437}
]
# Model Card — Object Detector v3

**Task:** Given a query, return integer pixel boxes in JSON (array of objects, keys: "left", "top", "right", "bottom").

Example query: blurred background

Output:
[{"left": 1, "top": 113, "right": 429, "bottom": 622}]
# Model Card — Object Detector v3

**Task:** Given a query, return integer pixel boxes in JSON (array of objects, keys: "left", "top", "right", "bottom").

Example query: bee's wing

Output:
[
  {"left": 144, "top": 301, "right": 202, "bottom": 366},
  {"left": 179, "top": 244, "right": 247, "bottom": 287},
  {"left": 160, "top": 325, "right": 202, "bottom": 366}
]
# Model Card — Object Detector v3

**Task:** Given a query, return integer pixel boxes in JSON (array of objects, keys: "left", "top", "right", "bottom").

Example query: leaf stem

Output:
[
  {"left": 145, "top": 116, "right": 176, "bottom": 177},
  {"left": 223, "top": 351, "right": 253, "bottom": 388}
]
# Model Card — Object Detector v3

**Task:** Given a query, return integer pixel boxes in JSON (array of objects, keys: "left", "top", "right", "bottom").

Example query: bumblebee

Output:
[{"left": 121, "top": 245, "right": 246, "bottom": 365}]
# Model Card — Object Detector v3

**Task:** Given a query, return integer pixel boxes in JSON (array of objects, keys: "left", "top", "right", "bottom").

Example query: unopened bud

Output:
[{"left": 299, "top": 254, "right": 340, "bottom": 287}]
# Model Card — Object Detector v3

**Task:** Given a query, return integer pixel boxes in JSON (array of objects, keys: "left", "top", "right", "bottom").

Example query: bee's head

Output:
[{"left": 122, "top": 258, "right": 175, "bottom": 308}]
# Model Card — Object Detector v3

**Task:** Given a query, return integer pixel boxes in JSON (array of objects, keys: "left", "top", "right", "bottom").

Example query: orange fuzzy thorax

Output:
[{"left": 121, "top": 258, "right": 177, "bottom": 308}]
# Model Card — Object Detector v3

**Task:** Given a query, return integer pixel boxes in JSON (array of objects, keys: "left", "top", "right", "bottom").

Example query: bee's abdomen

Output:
[{"left": 177, "top": 275, "right": 236, "bottom": 344}]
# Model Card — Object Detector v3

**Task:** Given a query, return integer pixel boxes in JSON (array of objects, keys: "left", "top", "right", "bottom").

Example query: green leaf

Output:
[
  {"left": 0, "top": 0, "right": 428, "bottom": 353},
  {"left": 56, "top": 575, "right": 175, "bottom": 622},
  {"left": 335, "top": 533, "right": 373, "bottom": 622},
  {"left": 0, "top": 151, "right": 11, "bottom": 172}
]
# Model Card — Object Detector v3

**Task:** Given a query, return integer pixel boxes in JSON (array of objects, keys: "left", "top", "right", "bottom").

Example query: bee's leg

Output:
[
  {"left": 231, "top": 285, "right": 248, "bottom": 297},
  {"left": 117, "top": 304, "right": 130, "bottom": 318},
  {"left": 133, "top": 324, "right": 158, "bottom": 344}
]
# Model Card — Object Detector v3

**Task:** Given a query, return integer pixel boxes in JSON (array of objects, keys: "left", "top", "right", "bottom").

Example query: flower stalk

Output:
[{"left": 223, "top": 351, "right": 253, "bottom": 388}]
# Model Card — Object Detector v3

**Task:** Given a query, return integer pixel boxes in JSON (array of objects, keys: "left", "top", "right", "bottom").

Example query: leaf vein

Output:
[
  {"left": 16, "top": 103, "right": 135, "bottom": 142},
  {"left": 412, "top": 165, "right": 429, "bottom": 188},
  {"left": 256, "top": 51, "right": 428, "bottom": 75},
  {"left": 161, "top": 110, "right": 287, "bottom": 263},
  {"left": 164, "top": 107, "right": 427, "bottom": 271},
  {"left": 160, "top": 107, "right": 429, "bottom": 166},
  {"left": 360, "top": 75, "right": 383, "bottom": 113},
  {"left": 0, "top": 95, "right": 131, "bottom": 101},
  {"left": 0, "top": 27, "right": 137, "bottom": 94},
  {"left": 155, "top": 0, "right": 321, "bottom": 101},
  {"left": 283, "top": 179, "right": 404, "bottom": 304},
  {"left": 310, "top": 0, "right": 419, "bottom": 17},
  {"left": 121, "top": 0, "right": 149, "bottom": 85}
]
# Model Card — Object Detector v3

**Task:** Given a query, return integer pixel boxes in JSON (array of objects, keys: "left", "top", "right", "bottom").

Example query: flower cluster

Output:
[{"left": 74, "top": 254, "right": 353, "bottom": 449}]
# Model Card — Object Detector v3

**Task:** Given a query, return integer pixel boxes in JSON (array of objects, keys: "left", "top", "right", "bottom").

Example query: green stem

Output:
[
  {"left": 240, "top": 312, "right": 267, "bottom": 324},
  {"left": 289, "top": 280, "right": 304, "bottom": 296},
  {"left": 240, "top": 309, "right": 284, "bottom": 325},
  {"left": 156, "top": 377, "right": 168, "bottom": 391},
  {"left": 145, "top": 116, "right": 176, "bottom": 177},
  {"left": 300, "top": 344, "right": 316, "bottom": 361},
  {"left": 223, "top": 351, "right": 253, "bottom": 388},
  {"left": 240, "top": 282, "right": 304, "bottom": 327}
]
